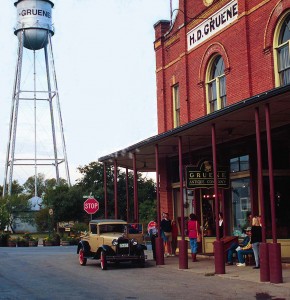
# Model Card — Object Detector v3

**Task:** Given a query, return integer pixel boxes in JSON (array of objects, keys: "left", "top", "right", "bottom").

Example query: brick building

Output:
[{"left": 99, "top": 0, "right": 290, "bottom": 266}]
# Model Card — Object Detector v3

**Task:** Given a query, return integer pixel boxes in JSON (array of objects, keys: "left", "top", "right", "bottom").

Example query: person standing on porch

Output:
[
  {"left": 187, "top": 213, "right": 200, "bottom": 262},
  {"left": 147, "top": 219, "right": 158, "bottom": 260},
  {"left": 218, "top": 212, "right": 224, "bottom": 238},
  {"left": 171, "top": 219, "right": 178, "bottom": 256},
  {"left": 161, "top": 213, "right": 172, "bottom": 257},
  {"left": 251, "top": 216, "right": 262, "bottom": 269}
]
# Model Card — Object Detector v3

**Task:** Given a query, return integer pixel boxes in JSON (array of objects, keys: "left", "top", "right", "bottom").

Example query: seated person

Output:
[
  {"left": 226, "top": 227, "right": 252, "bottom": 265},
  {"left": 128, "top": 224, "right": 139, "bottom": 234}
]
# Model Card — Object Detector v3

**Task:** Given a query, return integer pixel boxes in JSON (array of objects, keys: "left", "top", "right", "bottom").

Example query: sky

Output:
[{"left": 0, "top": 0, "right": 178, "bottom": 186}]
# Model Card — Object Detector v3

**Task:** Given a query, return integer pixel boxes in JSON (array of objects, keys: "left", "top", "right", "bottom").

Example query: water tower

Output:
[{"left": 3, "top": 0, "right": 71, "bottom": 196}]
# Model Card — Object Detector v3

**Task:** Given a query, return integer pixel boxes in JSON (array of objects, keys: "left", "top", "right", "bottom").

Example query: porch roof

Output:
[{"left": 98, "top": 85, "right": 290, "bottom": 171}]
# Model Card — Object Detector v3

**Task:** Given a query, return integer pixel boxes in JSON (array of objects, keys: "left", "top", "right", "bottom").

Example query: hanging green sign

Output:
[{"left": 186, "top": 160, "right": 229, "bottom": 189}]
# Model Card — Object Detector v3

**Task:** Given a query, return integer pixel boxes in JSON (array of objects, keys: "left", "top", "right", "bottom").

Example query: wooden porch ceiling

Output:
[{"left": 98, "top": 85, "right": 290, "bottom": 172}]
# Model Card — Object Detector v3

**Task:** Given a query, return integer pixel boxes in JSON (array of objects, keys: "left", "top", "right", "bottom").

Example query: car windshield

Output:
[{"left": 99, "top": 224, "right": 125, "bottom": 234}]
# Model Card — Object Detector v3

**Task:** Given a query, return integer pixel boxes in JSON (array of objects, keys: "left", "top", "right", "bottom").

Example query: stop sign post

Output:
[{"left": 84, "top": 198, "right": 99, "bottom": 216}]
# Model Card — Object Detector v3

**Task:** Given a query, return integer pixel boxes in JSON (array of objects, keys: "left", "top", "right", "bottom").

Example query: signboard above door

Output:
[{"left": 186, "top": 160, "right": 229, "bottom": 189}]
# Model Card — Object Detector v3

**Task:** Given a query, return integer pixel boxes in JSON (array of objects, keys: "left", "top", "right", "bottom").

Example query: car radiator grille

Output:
[{"left": 116, "top": 239, "right": 130, "bottom": 255}]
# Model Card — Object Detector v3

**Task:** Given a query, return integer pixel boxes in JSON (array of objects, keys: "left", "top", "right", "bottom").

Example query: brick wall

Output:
[
  {"left": 154, "top": 0, "right": 287, "bottom": 133},
  {"left": 153, "top": 0, "right": 290, "bottom": 215}
]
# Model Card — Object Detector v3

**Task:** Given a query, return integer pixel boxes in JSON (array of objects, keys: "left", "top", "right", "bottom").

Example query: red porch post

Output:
[
  {"left": 155, "top": 144, "right": 165, "bottom": 265},
  {"left": 103, "top": 163, "right": 108, "bottom": 219},
  {"left": 133, "top": 153, "right": 138, "bottom": 223},
  {"left": 254, "top": 107, "right": 269, "bottom": 282},
  {"left": 126, "top": 168, "right": 129, "bottom": 222},
  {"left": 211, "top": 123, "right": 225, "bottom": 274},
  {"left": 265, "top": 103, "right": 282, "bottom": 284},
  {"left": 114, "top": 160, "right": 118, "bottom": 219},
  {"left": 178, "top": 136, "right": 188, "bottom": 269}
]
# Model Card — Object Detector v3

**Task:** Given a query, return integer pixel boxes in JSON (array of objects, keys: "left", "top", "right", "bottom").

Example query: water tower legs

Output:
[{"left": 3, "top": 31, "right": 71, "bottom": 196}]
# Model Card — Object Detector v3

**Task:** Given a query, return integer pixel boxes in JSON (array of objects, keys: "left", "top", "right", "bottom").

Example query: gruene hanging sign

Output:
[{"left": 186, "top": 160, "right": 229, "bottom": 189}]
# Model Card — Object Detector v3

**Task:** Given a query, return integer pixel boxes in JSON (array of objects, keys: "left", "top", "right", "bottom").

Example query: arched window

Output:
[
  {"left": 207, "top": 55, "right": 226, "bottom": 113},
  {"left": 275, "top": 14, "right": 290, "bottom": 86}
]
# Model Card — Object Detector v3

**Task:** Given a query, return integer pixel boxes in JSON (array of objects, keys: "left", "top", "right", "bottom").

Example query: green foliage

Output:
[
  {"left": 43, "top": 185, "right": 85, "bottom": 223},
  {"left": 22, "top": 173, "right": 67, "bottom": 197},
  {"left": 23, "top": 173, "right": 46, "bottom": 196},
  {"left": 0, "top": 199, "right": 10, "bottom": 231},
  {"left": 0, "top": 233, "right": 10, "bottom": 246},
  {"left": 0, "top": 161, "right": 156, "bottom": 233},
  {"left": 35, "top": 207, "right": 50, "bottom": 232},
  {"left": 72, "top": 222, "right": 88, "bottom": 234},
  {"left": 139, "top": 199, "right": 157, "bottom": 224},
  {"left": 76, "top": 162, "right": 156, "bottom": 222},
  {"left": 0, "top": 194, "right": 32, "bottom": 233}
]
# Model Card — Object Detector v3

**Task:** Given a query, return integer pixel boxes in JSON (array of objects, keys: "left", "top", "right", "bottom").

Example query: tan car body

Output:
[{"left": 77, "top": 219, "right": 147, "bottom": 270}]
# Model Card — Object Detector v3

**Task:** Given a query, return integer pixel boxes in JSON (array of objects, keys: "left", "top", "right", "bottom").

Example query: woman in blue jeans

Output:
[
  {"left": 251, "top": 216, "right": 262, "bottom": 269},
  {"left": 187, "top": 213, "right": 200, "bottom": 262}
]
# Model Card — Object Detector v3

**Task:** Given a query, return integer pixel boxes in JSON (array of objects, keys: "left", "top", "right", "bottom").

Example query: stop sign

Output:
[{"left": 84, "top": 198, "right": 99, "bottom": 214}]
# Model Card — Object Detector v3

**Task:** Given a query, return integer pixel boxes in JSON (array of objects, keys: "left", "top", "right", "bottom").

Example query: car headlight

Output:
[
  {"left": 131, "top": 238, "right": 138, "bottom": 246},
  {"left": 112, "top": 239, "right": 118, "bottom": 246}
]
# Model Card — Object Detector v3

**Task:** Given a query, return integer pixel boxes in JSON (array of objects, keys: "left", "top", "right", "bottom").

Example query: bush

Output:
[
  {"left": 44, "top": 233, "right": 60, "bottom": 246},
  {"left": 72, "top": 222, "right": 88, "bottom": 235},
  {"left": 0, "top": 233, "right": 10, "bottom": 247}
]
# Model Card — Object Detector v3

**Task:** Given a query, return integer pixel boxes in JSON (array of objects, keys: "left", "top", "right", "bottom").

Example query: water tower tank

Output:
[{"left": 14, "top": 0, "right": 54, "bottom": 50}]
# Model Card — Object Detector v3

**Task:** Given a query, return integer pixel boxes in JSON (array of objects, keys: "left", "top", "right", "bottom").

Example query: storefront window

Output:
[
  {"left": 202, "top": 193, "right": 215, "bottom": 237},
  {"left": 230, "top": 155, "right": 249, "bottom": 172},
  {"left": 231, "top": 178, "right": 251, "bottom": 236}
]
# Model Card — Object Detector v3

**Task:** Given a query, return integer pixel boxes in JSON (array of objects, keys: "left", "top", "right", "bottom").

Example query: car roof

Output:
[{"left": 89, "top": 219, "right": 127, "bottom": 225}]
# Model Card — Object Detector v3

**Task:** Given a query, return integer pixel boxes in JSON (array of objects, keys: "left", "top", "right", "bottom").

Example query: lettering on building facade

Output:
[
  {"left": 187, "top": 0, "right": 238, "bottom": 51},
  {"left": 186, "top": 160, "right": 229, "bottom": 189}
]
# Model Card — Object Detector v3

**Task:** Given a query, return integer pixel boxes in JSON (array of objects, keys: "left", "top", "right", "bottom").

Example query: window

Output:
[
  {"left": 172, "top": 84, "right": 180, "bottom": 128},
  {"left": 90, "top": 224, "right": 97, "bottom": 234},
  {"left": 230, "top": 155, "right": 249, "bottom": 172},
  {"left": 274, "top": 14, "right": 290, "bottom": 86},
  {"left": 231, "top": 178, "right": 251, "bottom": 236},
  {"left": 207, "top": 55, "right": 226, "bottom": 113}
]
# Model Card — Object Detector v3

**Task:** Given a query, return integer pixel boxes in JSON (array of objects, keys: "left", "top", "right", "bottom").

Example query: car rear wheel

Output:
[
  {"left": 79, "top": 248, "right": 87, "bottom": 266},
  {"left": 100, "top": 250, "right": 107, "bottom": 270}
]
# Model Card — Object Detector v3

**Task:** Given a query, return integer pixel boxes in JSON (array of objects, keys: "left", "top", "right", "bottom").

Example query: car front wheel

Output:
[
  {"left": 79, "top": 248, "right": 87, "bottom": 266},
  {"left": 100, "top": 250, "right": 107, "bottom": 270}
]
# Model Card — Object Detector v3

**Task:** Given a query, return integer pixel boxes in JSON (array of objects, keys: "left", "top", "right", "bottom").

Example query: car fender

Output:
[
  {"left": 77, "top": 240, "right": 90, "bottom": 255},
  {"left": 95, "top": 245, "right": 115, "bottom": 259},
  {"left": 136, "top": 244, "right": 147, "bottom": 251}
]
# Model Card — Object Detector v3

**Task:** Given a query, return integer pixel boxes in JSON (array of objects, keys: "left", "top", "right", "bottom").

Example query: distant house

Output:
[{"left": 11, "top": 196, "right": 43, "bottom": 233}]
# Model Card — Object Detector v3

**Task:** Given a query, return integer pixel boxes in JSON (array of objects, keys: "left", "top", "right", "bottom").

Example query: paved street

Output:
[{"left": 0, "top": 246, "right": 289, "bottom": 300}]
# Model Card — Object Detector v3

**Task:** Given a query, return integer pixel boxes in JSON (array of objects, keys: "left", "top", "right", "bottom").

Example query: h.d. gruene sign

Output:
[{"left": 186, "top": 160, "right": 229, "bottom": 189}]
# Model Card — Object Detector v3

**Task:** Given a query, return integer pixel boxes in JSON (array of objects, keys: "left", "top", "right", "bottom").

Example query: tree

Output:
[
  {"left": 0, "top": 180, "right": 24, "bottom": 197},
  {"left": 139, "top": 199, "right": 157, "bottom": 223},
  {"left": 0, "top": 198, "right": 10, "bottom": 231},
  {"left": 44, "top": 178, "right": 67, "bottom": 190},
  {"left": 1, "top": 194, "right": 32, "bottom": 233},
  {"left": 34, "top": 207, "right": 50, "bottom": 232},
  {"left": 76, "top": 162, "right": 156, "bottom": 224},
  {"left": 42, "top": 185, "right": 85, "bottom": 224},
  {"left": 23, "top": 173, "right": 46, "bottom": 196}
]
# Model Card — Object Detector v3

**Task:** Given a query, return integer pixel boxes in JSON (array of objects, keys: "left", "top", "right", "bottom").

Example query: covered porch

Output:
[{"left": 99, "top": 84, "right": 290, "bottom": 283}]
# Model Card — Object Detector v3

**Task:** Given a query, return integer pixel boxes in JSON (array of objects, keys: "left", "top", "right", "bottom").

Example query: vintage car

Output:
[{"left": 77, "top": 219, "right": 147, "bottom": 270}]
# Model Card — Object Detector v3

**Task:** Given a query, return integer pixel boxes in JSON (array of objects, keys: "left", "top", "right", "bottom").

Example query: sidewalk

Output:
[{"left": 145, "top": 249, "right": 290, "bottom": 288}]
